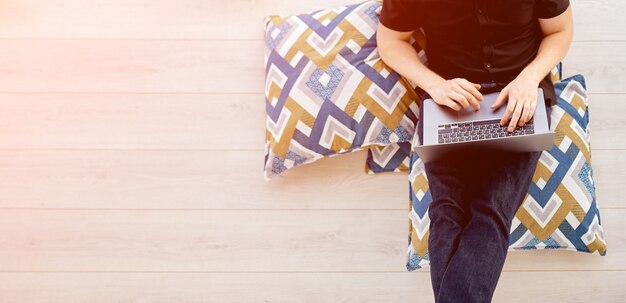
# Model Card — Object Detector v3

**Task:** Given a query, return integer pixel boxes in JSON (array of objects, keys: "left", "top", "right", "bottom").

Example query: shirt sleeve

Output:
[
  {"left": 534, "top": 0, "right": 570, "bottom": 19},
  {"left": 379, "top": 0, "right": 422, "bottom": 32}
]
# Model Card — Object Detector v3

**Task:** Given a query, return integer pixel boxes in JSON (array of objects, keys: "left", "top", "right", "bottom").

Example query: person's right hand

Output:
[{"left": 426, "top": 78, "right": 484, "bottom": 111}]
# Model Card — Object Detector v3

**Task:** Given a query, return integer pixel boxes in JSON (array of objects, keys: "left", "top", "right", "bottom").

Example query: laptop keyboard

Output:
[{"left": 437, "top": 118, "right": 534, "bottom": 144}]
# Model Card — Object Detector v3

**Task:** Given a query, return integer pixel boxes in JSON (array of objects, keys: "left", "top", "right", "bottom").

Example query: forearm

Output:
[
  {"left": 519, "top": 29, "right": 573, "bottom": 84},
  {"left": 377, "top": 39, "right": 444, "bottom": 94}
]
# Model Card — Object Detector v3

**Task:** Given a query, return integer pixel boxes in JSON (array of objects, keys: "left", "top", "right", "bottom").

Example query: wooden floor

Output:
[{"left": 0, "top": 0, "right": 624, "bottom": 302}]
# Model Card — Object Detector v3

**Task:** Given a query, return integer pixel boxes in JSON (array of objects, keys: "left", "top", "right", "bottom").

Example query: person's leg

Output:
[
  {"left": 425, "top": 154, "right": 474, "bottom": 301},
  {"left": 419, "top": 95, "right": 551, "bottom": 302},
  {"left": 434, "top": 148, "right": 542, "bottom": 303},
  {"left": 417, "top": 94, "right": 474, "bottom": 301}
]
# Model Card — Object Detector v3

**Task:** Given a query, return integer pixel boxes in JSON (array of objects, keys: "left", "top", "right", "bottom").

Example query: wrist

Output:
[
  {"left": 421, "top": 75, "right": 446, "bottom": 96},
  {"left": 519, "top": 65, "right": 546, "bottom": 85}
]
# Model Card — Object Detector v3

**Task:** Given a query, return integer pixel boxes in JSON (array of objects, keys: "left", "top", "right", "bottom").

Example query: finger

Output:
[
  {"left": 521, "top": 92, "right": 537, "bottom": 124},
  {"left": 508, "top": 100, "right": 524, "bottom": 132},
  {"left": 458, "top": 82, "right": 482, "bottom": 109},
  {"left": 519, "top": 100, "right": 532, "bottom": 127},
  {"left": 442, "top": 98, "right": 462, "bottom": 111},
  {"left": 527, "top": 101, "right": 537, "bottom": 123},
  {"left": 455, "top": 78, "right": 481, "bottom": 91},
  {"left": 491, "top": 88, "right": 508, "bottom": 110},
  {"left": 500, "top": 97, "right": 516, "bottom": 127},
  {"left": 468, "top": 80, "right": 482, "bottom": 91},
  {"left": 449, "top": 91, "right": 469, "bottom": 109},
  {"left": 455, "top": 87, "right": 479, "bottom": 110},
  {"left": 459, "top": 80, "right": 484, "bottom": 102}
]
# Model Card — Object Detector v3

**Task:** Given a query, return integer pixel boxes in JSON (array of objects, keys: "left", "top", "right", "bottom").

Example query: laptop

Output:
[{"left": 413, "top": 87, "right": 555, "bottom": 163}]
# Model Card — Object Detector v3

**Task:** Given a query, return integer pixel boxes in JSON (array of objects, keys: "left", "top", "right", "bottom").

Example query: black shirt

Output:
[{"left": 379, "top": 0, "right": 570, "bottom": 106}]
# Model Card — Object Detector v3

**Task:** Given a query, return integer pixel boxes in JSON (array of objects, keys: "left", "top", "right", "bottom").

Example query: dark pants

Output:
[{"left": 417, "top": 93, "right": 552, "bottom": 302}]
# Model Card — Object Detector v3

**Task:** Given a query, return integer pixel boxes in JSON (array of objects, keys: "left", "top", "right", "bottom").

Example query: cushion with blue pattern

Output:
[{"left": 406, "top": 74, "right": 607, "bottom": 271}]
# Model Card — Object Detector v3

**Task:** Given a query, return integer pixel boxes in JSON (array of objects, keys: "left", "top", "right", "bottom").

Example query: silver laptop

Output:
[{"left": 413, "top": 87, "right": 555, "bottom": 163}]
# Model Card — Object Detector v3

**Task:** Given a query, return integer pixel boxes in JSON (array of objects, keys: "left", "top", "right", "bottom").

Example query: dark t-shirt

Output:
[{"left": 379, "top": 0, "right": 570, "bottom": 106}]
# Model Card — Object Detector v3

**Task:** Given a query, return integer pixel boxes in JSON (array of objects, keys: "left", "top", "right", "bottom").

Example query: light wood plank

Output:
[
  {"left": 562, "top": 42, "right": 626, "bottom": 94},
  {"left": 0, "top": 150, "right": 622, "bottom": 210},
  {"left": 0, "top": 93, "right": 267, "bottom": 150},
  {"left": 0, "top": 41, "right": 624, "bottom": 93},
  {"left": 570, "top": 0, "right": 626, "bottom": 41},
  {"left": 593, "top": 150, "right": 626, "bottom": 210},
  {"left": 0, "top": 0, "right": 620, "bottom": 41},
  {"left": 0, "top": 209, "right": 620, "bottom": 272},
  {"left": 0, "top": 40, "right": 263, "bottom": 93},
  {"left": 0, "top": 150, "right": 409, "bottom": 210},
  {"left": 0, "top": 271, "right": 624, "bottom": 303},
  {"left": 0, "top": 93, "right": 622, "bottom": 150},
  {"left": 0, "top": 0, "right": 354, "bottom": 40},
  {"left": 588, "top": 94, "right": 626, "bottom": 150}
]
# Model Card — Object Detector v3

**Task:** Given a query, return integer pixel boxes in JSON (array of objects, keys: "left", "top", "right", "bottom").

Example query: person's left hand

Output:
[{"left": 490, "top": 74, "right": 540, "bottom": 133}]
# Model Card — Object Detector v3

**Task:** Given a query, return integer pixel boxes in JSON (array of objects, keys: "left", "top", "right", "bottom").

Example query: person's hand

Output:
[
  {"left": 490, "top": 75, "right": 540, "bottom": 133},
  {"left": 426, "top": 78, "right": 483, "bottom": 111}
]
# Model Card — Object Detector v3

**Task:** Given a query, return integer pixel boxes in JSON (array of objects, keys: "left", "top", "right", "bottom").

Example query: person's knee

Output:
[
  {"left": 467, "top": 200, "right": 513, "bottom": 238},
  {"left": 429, "top": 197, "right": 470, "bottom": 226}
]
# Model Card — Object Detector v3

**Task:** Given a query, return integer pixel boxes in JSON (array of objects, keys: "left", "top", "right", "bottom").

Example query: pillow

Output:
[
  {"left": 366, "top": 62, "right": 563, "bottom": 174},
  {"left": 262, "top": 0, "right": 421, "bottom": 180},
  {"left": 406, "top": 74, "right": 607, "bottom": 271},
  {"left": 364, "top": 27, "right": 427, "bottom": 174}
]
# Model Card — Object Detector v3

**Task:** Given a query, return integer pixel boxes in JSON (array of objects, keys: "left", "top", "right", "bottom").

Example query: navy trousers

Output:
[{"left": 417, "top": 93, "right": 552, "bottom": 302}]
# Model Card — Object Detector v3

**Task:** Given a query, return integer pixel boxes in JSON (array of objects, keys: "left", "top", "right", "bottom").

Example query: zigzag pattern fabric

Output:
[
  {"left": 364, "top": 141, "right": 412, "bottom": 174},
  {"left": 262, "top": 0, "right": 420, "bottom": 180},
  {"left": 406, "top": 74, "right": 607, "bottom": 271}
]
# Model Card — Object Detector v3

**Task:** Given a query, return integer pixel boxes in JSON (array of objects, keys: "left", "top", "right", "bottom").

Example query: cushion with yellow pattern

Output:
[
  {"left": 262, "top": 0, "right": 421, "bottom": 180},
  {"left": 406, "top": 74, "right": 606, "bottom": 271}
]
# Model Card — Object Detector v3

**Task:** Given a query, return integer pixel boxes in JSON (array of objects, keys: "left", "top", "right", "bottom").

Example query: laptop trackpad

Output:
[{"left": 451, "top": 95, "right": 505, "bottom": 122}]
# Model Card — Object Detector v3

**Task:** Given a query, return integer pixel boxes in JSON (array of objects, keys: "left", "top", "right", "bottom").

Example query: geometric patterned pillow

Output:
[
  {"left": 364, "top": 26, "right": 428, "bottom": 174},
  {"left": 365, "top": 44, "right": 563, "bottom": 174},
  {"left": 262, "top": 0, "right": 421, "bottom": 180},
  {"left": 406, "top": 73, "right": 607, "bottom": 271}
]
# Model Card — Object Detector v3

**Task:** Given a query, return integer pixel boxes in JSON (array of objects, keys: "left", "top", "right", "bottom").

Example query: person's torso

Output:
[{"left": 417, "top": 0, "right": 542, "bottom": 84}]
